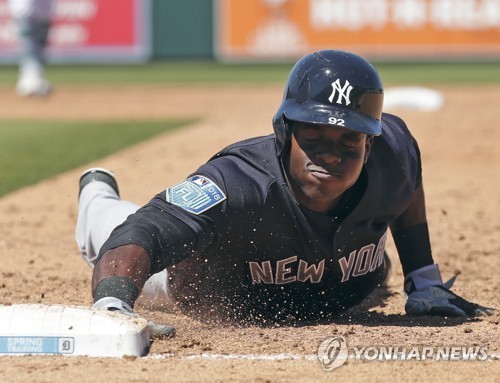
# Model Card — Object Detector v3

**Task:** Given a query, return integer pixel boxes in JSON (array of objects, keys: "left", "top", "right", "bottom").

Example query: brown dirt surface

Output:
[{"left": 0, "top": 83, "right": 499, "bottom": 382}]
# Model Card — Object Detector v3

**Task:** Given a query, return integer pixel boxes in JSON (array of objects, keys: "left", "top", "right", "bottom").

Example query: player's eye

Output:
[
  {"left": 340, "top": 134, "right": 362, "bottom": 148},
  {"left": 298, "top": 129, "right": 321, "bottom": 141},
  {"left": 340, "top": 139, "right": 359, "bottom": 148}
]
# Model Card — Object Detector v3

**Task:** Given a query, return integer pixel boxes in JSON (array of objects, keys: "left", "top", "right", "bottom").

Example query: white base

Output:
[
  {"left": 384, "top": 86, "right": 444, "bottom": 111},
  {"left": 0, "top": 304, "right": 150, "bottom": 357}
]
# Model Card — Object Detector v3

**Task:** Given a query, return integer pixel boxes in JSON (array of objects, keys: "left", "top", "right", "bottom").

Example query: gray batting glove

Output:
[
  {"left": 404, "top": 264, "right": 494, "bottom": 317},
  {"left": 93, "top": 297, "right": 175, "bottom": 339}
]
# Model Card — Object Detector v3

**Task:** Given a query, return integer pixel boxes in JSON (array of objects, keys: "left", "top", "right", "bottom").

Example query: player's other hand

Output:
[
  {"left": 93, "top": 297, "right": 176, "bottom": 339},
  {"left": 405, "top": 285, "right": 493, "bottom": 317},
  {"left": 404, "top": 264, "right": 494, "bottom": 317}
]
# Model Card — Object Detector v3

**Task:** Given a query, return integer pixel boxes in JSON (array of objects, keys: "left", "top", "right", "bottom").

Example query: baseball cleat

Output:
[
  {"left": 16, "top": 76, "right": 51, "bottom": 97},
  {"left": 79, "top": 168, "right": 119, "bottom": 197},
  {"left": 16, "top": 63, "right": 52, "bottom": 97}
]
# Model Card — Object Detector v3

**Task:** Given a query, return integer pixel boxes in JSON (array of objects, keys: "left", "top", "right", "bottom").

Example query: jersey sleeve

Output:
[
  {"left": 97, "top": 169, "right": 228, "bottom": 274},
  {"left": 97, "top": 201, "right": 220, "bottom": 274}
]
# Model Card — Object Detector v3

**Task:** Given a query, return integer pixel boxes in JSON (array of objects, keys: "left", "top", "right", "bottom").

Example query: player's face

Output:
[{"left": 285, "top": 122, "right": 373, "bottom": 213}]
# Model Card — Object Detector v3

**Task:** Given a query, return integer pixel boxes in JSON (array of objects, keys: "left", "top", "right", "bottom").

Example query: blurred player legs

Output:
[
  {"left": 76, "top": 176, "right": 171, "bottom": 309},
  {"left": 8, "top": 0, "right": 54, "bottom": 96}
]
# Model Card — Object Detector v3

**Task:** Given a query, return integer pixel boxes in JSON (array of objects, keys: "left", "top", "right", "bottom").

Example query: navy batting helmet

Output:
[{"left": 273, "top": 50, "right": 384, "bottom": 156}]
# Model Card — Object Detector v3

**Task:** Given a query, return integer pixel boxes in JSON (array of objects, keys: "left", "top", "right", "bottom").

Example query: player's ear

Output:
[{"left": 364, "top": 135, "right": 374, "bottom": 163}]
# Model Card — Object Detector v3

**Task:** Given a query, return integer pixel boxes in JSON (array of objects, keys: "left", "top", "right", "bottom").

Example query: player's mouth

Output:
[{"left": 307, "top": 166, "right": 343, "bottom": 180}]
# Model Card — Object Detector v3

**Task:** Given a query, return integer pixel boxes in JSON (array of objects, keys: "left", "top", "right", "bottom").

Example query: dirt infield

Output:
[{"left": 0, "top": 84, "right": 498, "bottom": 382}]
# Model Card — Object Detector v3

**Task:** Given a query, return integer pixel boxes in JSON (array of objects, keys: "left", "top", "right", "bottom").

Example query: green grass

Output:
[
  {"left": 0, "top": 119, "right": 194, "bottom": 197},
  {"left": 0, "top": 62, "right": 293, "bottom": 85},
  {"left": 1, "top": 61, "right": 500, "bottom": 85}
]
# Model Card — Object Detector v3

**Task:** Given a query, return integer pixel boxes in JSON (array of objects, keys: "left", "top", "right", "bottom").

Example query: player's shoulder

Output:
[
  {"left": 206, "top": 135, "right": 280, "bottom": 176},
  {"left": 181, "top": 135, "right": 281, "bottom": 215},
  {"left": 379, "top": 112, "right": 415, "bottom": 146},
  {"left": 381, "top": 112, "right": 411, "bottom": 134},
  {"left": 369, "top": 112, "right": 420, "bottom": 173},
  {"left": 199, "top": 134, "right": 281, "bottom": 190}
]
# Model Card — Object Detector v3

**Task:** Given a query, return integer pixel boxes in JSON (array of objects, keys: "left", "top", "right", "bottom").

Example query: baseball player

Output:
[
  {"left": 8, "top": 0, "right": 54, "bottom": 96},
  {"left": 76, "top": 50, "right": 492, "bottom": 335}
]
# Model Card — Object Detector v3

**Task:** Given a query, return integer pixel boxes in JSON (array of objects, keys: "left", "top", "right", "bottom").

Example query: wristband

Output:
[
  {"left": 404, "top": 264, "right": 443, "bottom": 294},
  {"left": 93, "top": 276, "right": 139, "bottom": 309},
  {"left": 92, "top": 296, "right": 133, "bottom": 313}
]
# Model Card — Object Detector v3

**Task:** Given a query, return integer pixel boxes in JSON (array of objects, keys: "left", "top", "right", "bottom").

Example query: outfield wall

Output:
[{"left": 0, "top": 0, "right": 499, "bottom": 63}]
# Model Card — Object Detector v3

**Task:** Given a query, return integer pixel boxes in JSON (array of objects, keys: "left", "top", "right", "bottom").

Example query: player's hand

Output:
[
  {"left": 404, "top": 264, "right": 493, "bottom": 317},
  {"left": 93, "top": 297, "right": 175, "bottom": 339},
  {"left": 405, "top": 285, "right": 493, "bottom": 317}
]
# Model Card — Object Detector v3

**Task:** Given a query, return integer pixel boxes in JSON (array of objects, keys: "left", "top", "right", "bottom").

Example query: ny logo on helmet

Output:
[{"left": 328, "top": 79, "right": 353, "bottom": 106}]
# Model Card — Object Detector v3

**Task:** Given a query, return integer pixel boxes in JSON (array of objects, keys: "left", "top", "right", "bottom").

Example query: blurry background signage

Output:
[
  {"left": 0, "top": 0, "right": 150, "bottom": 63},
  {"left": 216, "top": 0, "right": 500, "bottom": 60}
]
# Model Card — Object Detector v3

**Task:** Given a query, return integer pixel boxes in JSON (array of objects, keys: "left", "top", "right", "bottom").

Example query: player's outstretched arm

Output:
[
  {"left": 390, "top": 184, "right": 493, "bottom": 317},
  {"left": 91, "top": 244, "right": 175, "bottom": 338}
]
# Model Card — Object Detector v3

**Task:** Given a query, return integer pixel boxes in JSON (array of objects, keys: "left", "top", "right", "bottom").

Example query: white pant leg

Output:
[
  {"left": 76, "top": 181, "right": 137, "bottom": 267},
  {"left": 76, "top": 181, "right": 171, "bottom": 308}
]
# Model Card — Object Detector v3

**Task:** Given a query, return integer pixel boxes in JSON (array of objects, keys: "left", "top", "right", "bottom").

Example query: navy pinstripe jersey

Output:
[{"left": 100, "top": 113, "right": 421, "bottom": 324}]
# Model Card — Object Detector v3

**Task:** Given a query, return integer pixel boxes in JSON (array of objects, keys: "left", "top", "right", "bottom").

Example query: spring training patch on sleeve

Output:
[{"left": 166, "top": 175, "right": 226, "bottom": 215}]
